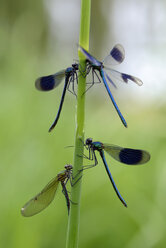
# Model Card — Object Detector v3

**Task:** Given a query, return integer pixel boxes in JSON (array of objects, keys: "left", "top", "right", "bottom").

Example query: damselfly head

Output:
[
  {"left": 85, "top": 138, "right": 93, "bottom": 146},
  {"left": 72, "top": 63, "right": 79, "bottom": 70},
  {"left": 64, "top": 164, "right": 73, "bottom": 170}
]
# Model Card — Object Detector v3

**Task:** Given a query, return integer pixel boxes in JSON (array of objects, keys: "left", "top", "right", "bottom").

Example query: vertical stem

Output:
[{"left": 66, "top": 0, "right": 91, "bottom": 248}]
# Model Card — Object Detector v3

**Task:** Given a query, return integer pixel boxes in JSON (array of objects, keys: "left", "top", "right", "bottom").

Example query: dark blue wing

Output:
[
  {"left": 104, "top": 144, "right": 150, "bottom": 165},
  {"left": 103, "top": 44, "right": 125, "bottom": 66},
  {"left": 104, "top": 68, "right": 143, "bottom": 86},
  {"left": 35, "top": 70, "right": 66, "bottom": 91}
]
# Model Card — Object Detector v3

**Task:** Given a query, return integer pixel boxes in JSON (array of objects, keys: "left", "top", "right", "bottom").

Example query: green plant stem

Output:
[{"left": 66, "top": 0, "right": 91, "bottom": 247}]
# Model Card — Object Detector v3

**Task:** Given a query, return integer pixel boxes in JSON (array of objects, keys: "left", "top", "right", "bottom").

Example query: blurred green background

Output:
[{"left": 1, "top": 0, "right": 166, "bottom": 247}]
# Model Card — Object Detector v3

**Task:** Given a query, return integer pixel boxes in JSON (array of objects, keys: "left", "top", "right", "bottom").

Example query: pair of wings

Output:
[
  {"left": 103, "top": 143, "right": 150, "bottom": 165},
  {"left": 35, "top": 65, "right": 78, "bottom": 92},
  {"left": 79, "top": 44, "right": 143, "bottom": 87},
  {"left": 21, "top": 175, "right": 60, "bottom": 217},
  {"left": 35, "top": 69, "right": 66, "bottom": 92},
  {"left": 20, "top": 165, "right": 73, "bottom": 217}
]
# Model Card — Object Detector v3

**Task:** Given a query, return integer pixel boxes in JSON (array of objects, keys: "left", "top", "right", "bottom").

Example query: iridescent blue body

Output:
[
  {"left": 66, "top": 66, "right": 75, "bottom": 74},
  {"left": 79, "top": 45, "right": 143, "bottom": 127},
  {"left": 85, "top": 138, "right": 150, "bottom": 207},
  {"left": 35, "top": 63, "right": 78, "bottom": 132},
  {"left": 90, "top": 141, "right": 103, "bottom": 151}
]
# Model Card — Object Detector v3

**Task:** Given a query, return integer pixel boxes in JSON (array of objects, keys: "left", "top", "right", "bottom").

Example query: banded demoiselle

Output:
[
  {"left": 35, "top": 63, "right": 78, "bottom": 132},
  {"left": 84, "top": 138, "right": 150, "bottom": 207},
  {"left": 21, "top": 164, "right": 73, "bottom": 217},
  {"left": 79, "top": 45, "right": 143, "bottom": 127}
]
